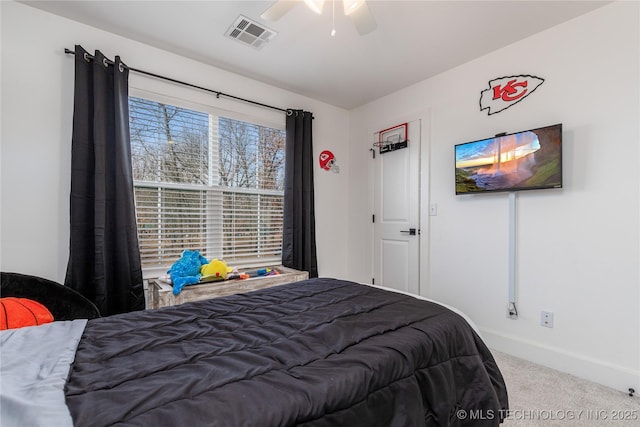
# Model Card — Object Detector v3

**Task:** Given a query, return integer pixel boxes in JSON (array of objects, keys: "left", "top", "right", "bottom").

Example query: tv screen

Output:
[{"left": 455, "top": 123, "right": 562, "bottom": 195}]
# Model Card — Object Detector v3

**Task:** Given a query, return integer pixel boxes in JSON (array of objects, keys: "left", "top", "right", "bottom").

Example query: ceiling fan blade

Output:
[
  {"left": 261, "top": 0, "right": 299, "bottom": 21},
  {"left": 349, "top": 1, "right": 377, "bottom": 35}
]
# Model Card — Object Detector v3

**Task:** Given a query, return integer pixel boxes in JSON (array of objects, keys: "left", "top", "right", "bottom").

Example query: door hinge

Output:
[
  {"left": 369, "top": 148, "right": 376, "bottom": 159},
  {"left": 372, "top": 214, "right": 375, "bottom": 223},
  {"left": 372, "top": 278, "right": 375, "bottom": 285}
]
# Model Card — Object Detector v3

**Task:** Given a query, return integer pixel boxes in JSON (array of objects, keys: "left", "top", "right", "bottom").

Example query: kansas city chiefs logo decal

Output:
[{"left": 480, "top": 75, "right": 544, "bottom": 115}]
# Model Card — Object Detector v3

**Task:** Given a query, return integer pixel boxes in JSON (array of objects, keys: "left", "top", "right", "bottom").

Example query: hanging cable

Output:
[{"left": 64, "top": 48, "right": 288, "bottom": 114}]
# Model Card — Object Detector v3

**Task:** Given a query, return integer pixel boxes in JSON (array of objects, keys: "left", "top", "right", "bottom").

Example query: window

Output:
[{"left": 129, "top": 96, "right": 285, "bottom": 271}]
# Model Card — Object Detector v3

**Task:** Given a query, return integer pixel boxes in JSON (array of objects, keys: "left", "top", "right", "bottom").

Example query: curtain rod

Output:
[{"left": 64, "top": 48, "right": 289, "bottom": 114}]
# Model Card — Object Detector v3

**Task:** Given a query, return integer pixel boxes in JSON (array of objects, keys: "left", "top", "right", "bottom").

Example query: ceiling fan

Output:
[{"left": 261, "top": 0, "right": 377, "bottom": 36}]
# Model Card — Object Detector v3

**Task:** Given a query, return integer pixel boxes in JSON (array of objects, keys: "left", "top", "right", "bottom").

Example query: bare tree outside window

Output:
[{"left": 129, "top": 97, "right": 285, "bottom": 269}]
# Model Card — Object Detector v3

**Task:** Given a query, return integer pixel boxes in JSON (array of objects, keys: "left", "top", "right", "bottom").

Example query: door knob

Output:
[{"left": 400, "top": 228, "right": 417, "bottom": 236}]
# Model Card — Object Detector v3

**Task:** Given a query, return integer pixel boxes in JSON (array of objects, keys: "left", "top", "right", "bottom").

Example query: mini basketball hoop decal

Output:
[{"left": 374, "top": 123, "right": 408, "bottom": 154}]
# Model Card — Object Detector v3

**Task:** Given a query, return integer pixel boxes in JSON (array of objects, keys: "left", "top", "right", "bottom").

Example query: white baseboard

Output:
[{"left": 480, "top": 327, "right": 639, "bottom": 396}]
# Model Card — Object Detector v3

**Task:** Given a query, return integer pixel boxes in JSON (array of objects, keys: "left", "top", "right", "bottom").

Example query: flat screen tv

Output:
[{"left": 455, "top": 123, "right": 562, "bottom": 195}]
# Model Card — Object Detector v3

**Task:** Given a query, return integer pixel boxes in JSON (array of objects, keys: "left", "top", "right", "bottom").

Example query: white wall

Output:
[
  {"left": 348, "top": 1, "right": 639, "bottom": 392},
  {"left": 0, "top": 1, "right": 350, "bottom": 282}
]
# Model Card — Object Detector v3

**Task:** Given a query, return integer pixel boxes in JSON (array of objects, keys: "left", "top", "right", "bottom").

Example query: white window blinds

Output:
[{"left": 129, "top": 96, "right": 285, "bottom": 269}]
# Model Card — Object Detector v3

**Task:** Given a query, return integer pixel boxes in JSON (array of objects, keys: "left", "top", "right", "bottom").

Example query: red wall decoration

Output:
[
  {"left": 319, "top": 150, "right": 339, "bottom": 173},
  {"left": 479, "top": 75, "right": 544, "bottom": 115}
]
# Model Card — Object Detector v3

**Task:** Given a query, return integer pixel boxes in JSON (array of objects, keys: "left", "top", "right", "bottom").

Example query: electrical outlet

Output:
[{"left": 541, "top": 310, "right": 554, "bottom": 328}]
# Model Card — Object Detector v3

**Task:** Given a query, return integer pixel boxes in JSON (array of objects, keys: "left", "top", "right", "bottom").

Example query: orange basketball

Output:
[{"left": 0, "top": 297, "right": 54, "bottom": 330}]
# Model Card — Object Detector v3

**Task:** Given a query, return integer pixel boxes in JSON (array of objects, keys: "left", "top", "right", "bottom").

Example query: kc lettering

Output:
[{"left": 492, "top": 79, "right": 528, "bottom": 101}]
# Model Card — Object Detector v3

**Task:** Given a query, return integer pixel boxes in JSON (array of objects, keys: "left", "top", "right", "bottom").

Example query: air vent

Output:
[{"left": 225, "top": 15, "right": 277, "bottom": 50}]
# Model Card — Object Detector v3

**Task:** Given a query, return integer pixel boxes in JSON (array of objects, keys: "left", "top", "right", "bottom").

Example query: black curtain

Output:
[
  {"left": 282, "top": 110, "right": 318, "bottom": 278},
  {"left": 65, "top": 45, "right": 145, "bottom": 316}
]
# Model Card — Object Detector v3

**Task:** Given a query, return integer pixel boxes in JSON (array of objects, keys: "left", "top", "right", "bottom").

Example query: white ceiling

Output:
[{"left": 21, "top": 0, "right": 609, "bottom": 110}]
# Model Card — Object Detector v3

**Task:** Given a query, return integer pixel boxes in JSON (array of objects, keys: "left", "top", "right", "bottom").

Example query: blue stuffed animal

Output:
[{"left": 168, "top": 250, "right": 209, "bottom": 295}]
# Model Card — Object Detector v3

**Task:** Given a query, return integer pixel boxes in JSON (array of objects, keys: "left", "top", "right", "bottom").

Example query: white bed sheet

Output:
[{"left": 0, "top": 319, "right": 87, "bottom": 427}]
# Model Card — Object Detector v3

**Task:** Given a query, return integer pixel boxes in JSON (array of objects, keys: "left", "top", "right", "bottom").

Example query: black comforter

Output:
[{"left": 64, "top": 278, "right": 508, "bottom": 426}]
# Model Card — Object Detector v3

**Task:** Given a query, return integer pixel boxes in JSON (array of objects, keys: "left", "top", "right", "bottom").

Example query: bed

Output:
[{"left": 0, "top": 277, "right": 508, "bottom": 426}]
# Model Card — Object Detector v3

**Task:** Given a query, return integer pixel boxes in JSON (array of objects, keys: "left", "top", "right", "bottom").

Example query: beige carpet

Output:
[{"left": 491, "top": 350, "right": 639, "bottom": 426}]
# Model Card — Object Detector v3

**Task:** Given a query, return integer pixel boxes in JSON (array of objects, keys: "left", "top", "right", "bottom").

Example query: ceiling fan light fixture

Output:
[
  {"left": 343, "top": 0, "right": 365, "bottom": 16},
  {"left": 261, "top": 0, "right": 377, "bottom": 36},
  {"left": 304, "top": 0, "right": 325, "bottom": 14}
]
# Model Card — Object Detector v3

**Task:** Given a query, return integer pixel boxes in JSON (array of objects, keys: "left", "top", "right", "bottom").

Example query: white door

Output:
[{"left": 372, "top": 120, "right": 420, "bottom": 294}]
